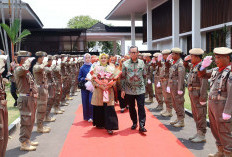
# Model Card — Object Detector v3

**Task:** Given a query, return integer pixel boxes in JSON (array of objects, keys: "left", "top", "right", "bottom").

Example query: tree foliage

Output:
[
  {"left": 68, "top": 15, "right": 99, "bottom": 29},
  {"left": 0, "top": 19, "right": 31, "bottom": 45},
  {"left": 67, "top": 15, "right": 121, "bottom": 53}
]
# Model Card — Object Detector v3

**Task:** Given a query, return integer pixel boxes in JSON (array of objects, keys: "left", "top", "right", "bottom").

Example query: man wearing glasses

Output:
[{"left": 121, "top": 46, "right": 147, "bottom": 133}]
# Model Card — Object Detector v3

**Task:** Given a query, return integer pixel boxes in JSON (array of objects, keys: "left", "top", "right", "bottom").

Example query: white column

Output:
[
  {"left": 147, "top": 0, "right": 153, "bottom": 50},
  {"left": 157, "top": 43, "right": 161, "bottom": 50},
  {"left": 121, "top": 38, "right": 125, "bottom": 55},
  {"left": 93, "top": 41, "right": 98, "bottom": 52},
  {"left": 78, "top": 41, "right": 84, "bottom": 51},
  {"left": 201, "top": 32, "right": 207, "bottom": 51},
  {"left": 180, "top": 37, "right": 187, "bottom": 54},
  {"left": 131, "top": 13, "right": 136, "bottom": 46},
  {"left": 226, "top": 27, "right": 231, "bottom": 48},
  {"left": 172, "top": 0, "right": 180, "bottom": 48},
  {"left": 192, "top": 0, "right": 201, "bottom": 48},
  {"left": 113, "top": 41, "right": 117, "bottom": 55}
]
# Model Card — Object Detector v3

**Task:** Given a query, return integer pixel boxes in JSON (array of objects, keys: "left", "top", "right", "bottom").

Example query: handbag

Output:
[{"left": 78, "top": 80, "right": 87, "bottom": 90}]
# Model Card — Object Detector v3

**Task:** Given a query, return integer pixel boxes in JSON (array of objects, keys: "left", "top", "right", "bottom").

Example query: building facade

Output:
[{"left": 106, "top": 0, "right": 232, "bottom": 54}]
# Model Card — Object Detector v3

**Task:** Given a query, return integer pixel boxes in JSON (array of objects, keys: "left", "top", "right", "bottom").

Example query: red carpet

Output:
[{"left": 59, "top": 105, "right": 195, "bottom": 157}]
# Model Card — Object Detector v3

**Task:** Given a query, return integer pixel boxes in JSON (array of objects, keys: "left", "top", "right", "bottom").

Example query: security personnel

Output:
[
  {"left": 53, "top": 55, "right": 64, "bottom": 114},
  {"left": 33, "top": 51, "right": 50, "bottom": 133},
  {"left": 74, "top": 55, "right": 80, "bottom": 93},
  {"left": 159, "top": 49, "right": 173, "bottom": 117},
  {"left": 66, "top": 55, "right": 73, "bottom": 100},
  {"left": 70, "top": 55, "right": 77, "bottom": 96},
  {"left": 153, "top": 53, "right": 164, "bottom": 110},
  {"left": 0, "top": 54, "right": 8, "bottom": 156},
  {"left": 60, "top": 54, "right": 69, "bottom": 106},
  {"left": 184, "top": 48, "right": 208, "bottom": 143},
  {"left": 76, "top": 55, "right": 81, "bottom": 92},
  {"left": 145, "top": 53, "right": 154, "bottom": 103},
  {"left": 44, "top": 55, "right": 56, "bottom": 122},
  {"left": 15, "top": 51, "right": 38, "bottom": 151},
  {"left": 167, "top": 48, "right": 185, "bottom": 127},
  {"left": 200, "top": 47, "right": 232, "bottom": 157}
]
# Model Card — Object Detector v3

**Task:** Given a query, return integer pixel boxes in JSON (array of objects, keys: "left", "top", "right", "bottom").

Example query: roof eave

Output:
[{"left": 105, "top": 0, "right": 125, "bottom": 20}]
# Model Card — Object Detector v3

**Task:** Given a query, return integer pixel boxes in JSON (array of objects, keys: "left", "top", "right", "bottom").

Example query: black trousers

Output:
[
  {"left": 10, "top": 82, "right": 18, "bottom": 106},
  {"left": 117, "top": 90, "right": 126, "bottom": 109},
  {"left": 126, "top": 93, "right": 146, "bottom": 127}
]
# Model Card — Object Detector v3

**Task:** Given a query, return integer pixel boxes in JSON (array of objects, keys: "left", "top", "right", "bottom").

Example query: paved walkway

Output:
[{"left": 5, "top": 93, "right": 216, "bottom": 157}]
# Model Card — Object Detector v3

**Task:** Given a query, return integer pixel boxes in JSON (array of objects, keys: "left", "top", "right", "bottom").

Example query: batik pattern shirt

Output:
[{"left": 121, "top": 59, "right": 147, "bottom": 95}]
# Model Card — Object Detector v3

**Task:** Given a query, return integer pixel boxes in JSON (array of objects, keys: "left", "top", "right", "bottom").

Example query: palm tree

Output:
[{"left": 0, "top": 18, "right": 31, "bottom": 60}]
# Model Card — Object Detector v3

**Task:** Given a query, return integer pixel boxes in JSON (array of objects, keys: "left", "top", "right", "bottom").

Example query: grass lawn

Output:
[
  {"left": 184, "top": 88, "right": 191, "bottom": 111},
  {"left": 5, "top": 84, "right": 19, "bottom": 125},
  {"left": 184, "top": 88, "right": 209, "bottom": 119}
]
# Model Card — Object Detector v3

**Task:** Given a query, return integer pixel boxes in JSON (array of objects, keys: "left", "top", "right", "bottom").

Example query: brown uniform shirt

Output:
[
  {"left": 33, "top": 63, "right": 48, "bottom": 88},
  {"left": 168, "top": 58, "right": 186, "bottom": 91},
  {"left": 15, "top": 65, "right": 38, "bottom": 94},
  {"left": 159, "top": 62, "right": 171, "bottom": 80},
  {"left": 187, "top": 62, "right": 208, "bottom": 102},
  {"left": 61, "top": 61, "right": 67, "bottom": 77},
  {"left": 209, "top": 65, "right": 232, "bottom": 115},
  {"left": 53, "top": 64, "right": 62, "bottom": 82}
]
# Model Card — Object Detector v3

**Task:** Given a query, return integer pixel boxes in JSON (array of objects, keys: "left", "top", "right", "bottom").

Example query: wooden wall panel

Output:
[
  {"left": 201, "top": 0, "right": 232, "bottom": 28},
  {"left": 180, "top": 0, "right": 192, "bottom": 33},
  {"left": 152, "top": 0, "right": 172, "bottom": 40},
  {"left": 143, "top": 14, "right": 147, "bottom": 43}
]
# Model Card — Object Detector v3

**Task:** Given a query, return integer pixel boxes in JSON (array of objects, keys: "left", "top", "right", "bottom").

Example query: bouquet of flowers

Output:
[{"left": 90, "top": 64, "right": 122, "bottom": 103}]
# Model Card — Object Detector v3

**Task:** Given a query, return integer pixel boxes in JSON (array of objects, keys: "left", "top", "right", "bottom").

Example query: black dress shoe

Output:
[
  {"left": 131, "top": 124, "right": 137, "bottom": 130},
  {"left": 139, "top": 127, "right": 147, "bottom": 132},
  {"left": 107, "top": 130, "right": 113, "bottom": 135}
]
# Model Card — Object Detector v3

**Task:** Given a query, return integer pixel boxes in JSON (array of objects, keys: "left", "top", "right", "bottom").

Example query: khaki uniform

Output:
[
  {"left": 66, "top": 61, "right": 72, "bottom": 95},
  {"left": 168, "top": 58, "right": 185, "bottom": 120},
  {"left": 145, "top": 61, "right": 154, "bottom": 101},
  {"left": 154, "top": 64, "right": 164, "bottom": 106},
  {"left": 187, "top": 62, "right": 208, "bottom": 134},
  {"left": 45, "top": 65, "right": 56, "bottom": 117},
  {"left": 208, "top": 66, "right": 232, "bottom": 153},
  {"left": 15, "top": 64, "right": 38, "bottom": 143},
  {"left": 0, "top": 75, "right": 7, "bottom": 157},
  {"left": 33, "top": 63, "right": 48, "bottom": 128},
  {"left": 53, "top": 63, "right": 63, "bottom": 109},
  {"left": 61, "top": 60, "right": 68, "bottom": 103},
  {"left": 70, "top": 60, "right": 77, "bottom": 96},
  {"left": 76, "top": 60, "right": 81, "bottom": 90},
  {"left": 160, "top": 61, "right": 172, "bottom": 110}
]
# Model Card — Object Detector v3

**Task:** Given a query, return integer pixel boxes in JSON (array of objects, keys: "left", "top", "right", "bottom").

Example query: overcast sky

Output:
[
  {"left": 22, "top": 0, "right": 146, "bottom": 51},
  {"left": 23, "top": 0, "right": 142, "bottom": 28}
]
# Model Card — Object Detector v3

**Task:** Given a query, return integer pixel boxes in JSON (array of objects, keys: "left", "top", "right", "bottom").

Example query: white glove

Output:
[
  {"left": 28, "top": 57, "right": 35, "bottom": 63},
  {"left": 52, "top": 60, "right": 56, "bottom": 66},
  {"left": 43, "top": 57, "right": 48, "bottom": 64},
  {"left": 57, "top": 59, "right": 61, "bottom": 65},
  {"left": 222, "top": 113, "right": 231, "bottom": 120},
  {"left": 200, "top": 56, "right": 213, "bottom": 71},
  {"left": 157, "top": 82, "right": 161, "bottom": 87},
  {"left": 184, "top": 55, "right": 191, "bottom": 61},
  {"left": 166, "top": 87, "right": 170, "bottom": 93},
  {"left": 158, "top": 54, "right": 163, "bottom": 62},
  {"left": 200, "top": 102, "right": 207, "bottom": 105},
  {"left": 152, "top": 58, "right": 156, "bottom": 64},
  {"left": 148, "top": 79, "right": 151, "bottom": 84},
  {"left": 178, "top": 90, "right": 183, "bottom": 95},
  {"left": 0, "top": 55, "right": 8, "bottom": 61},
  {"left": 166, "top": 54, "right": 172, "bottom": 61}
]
